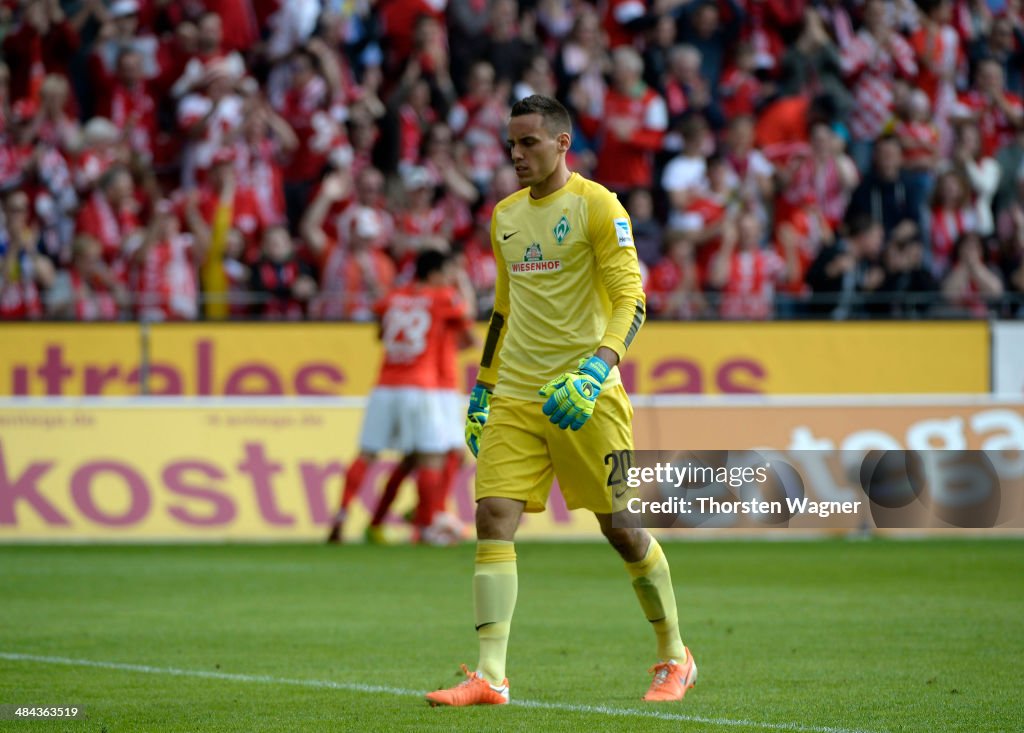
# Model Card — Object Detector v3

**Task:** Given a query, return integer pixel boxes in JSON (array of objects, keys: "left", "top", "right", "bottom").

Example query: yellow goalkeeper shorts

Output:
[{"left": 475, "top": 384, "right": 635, "bottom": 514}]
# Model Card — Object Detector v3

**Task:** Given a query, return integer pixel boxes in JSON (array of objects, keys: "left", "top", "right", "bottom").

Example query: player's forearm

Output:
[{"left": 594, "top": 346, "right": 619, "bottom": 368}]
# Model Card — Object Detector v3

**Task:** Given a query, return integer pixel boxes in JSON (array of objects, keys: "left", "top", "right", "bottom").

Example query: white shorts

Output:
[
  {"left": 440, "top": 390, "right": 467, "bottom": 452},
  {"left": 359, "top": 387, "right": 448, "bottom": 455}
]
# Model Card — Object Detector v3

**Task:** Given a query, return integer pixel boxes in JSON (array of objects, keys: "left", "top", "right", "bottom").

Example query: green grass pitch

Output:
[{"left": 1, "top": 538, "right": 1022, "bottom": 733}]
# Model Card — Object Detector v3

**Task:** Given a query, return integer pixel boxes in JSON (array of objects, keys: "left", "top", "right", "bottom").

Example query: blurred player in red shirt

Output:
[
  {"left": 327, "top": 249, "right": 472, "bottom": 544},
  {"left": 364, "top": 251, "right": 477, "bottom": 544}
]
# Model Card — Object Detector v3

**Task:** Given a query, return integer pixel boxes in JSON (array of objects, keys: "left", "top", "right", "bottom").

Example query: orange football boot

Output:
[
  {"left": 643, "top": 647, "right": 698, "bottom": 701},
  {"left": 425, "top": 665, "right": 510, "bottom": 707}
]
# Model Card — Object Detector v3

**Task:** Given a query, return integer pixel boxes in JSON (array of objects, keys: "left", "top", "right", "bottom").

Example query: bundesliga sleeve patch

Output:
[{"left": 613, "top": 218, "right": 635, "bottom": 247}]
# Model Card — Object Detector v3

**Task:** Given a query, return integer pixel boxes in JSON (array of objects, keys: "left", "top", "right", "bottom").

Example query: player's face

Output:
[{"left": 507, "top": 113, "right": 568, "bottom": 189}]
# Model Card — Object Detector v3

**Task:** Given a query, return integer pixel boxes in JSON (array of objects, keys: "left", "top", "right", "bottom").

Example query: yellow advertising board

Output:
[
  {"left": 0, "top": 321, "right": 990, "bottom": 396},
  {"left": 145, "top": 324, "right": 382, "bottom": 396},
  {"left": 0, "top": 324, "right": 140, "bottom": 396},
  {"left": 1, "top": 397, "right": 1020, "bottom": 541}
]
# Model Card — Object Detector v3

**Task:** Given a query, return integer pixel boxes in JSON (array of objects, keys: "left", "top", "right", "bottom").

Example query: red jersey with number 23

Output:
[{"left": 375, "top": 283, "right": 469, "bottom": 389}]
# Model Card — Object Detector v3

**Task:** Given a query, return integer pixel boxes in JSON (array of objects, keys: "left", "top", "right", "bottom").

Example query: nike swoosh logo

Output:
[
  {"left": 475, "top": 621, "right": 496, "bottom": 631},
  {"left": 614, "top": 487, "right": 629, "bottom": 499},
  {"left": 502, "top": 231, "right": 518, "bottom": 240}
]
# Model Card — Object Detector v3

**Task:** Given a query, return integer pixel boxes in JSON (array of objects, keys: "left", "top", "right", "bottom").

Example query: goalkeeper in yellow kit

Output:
[{"left": 425, "top": 95, "right": 696, "bottom": 707}]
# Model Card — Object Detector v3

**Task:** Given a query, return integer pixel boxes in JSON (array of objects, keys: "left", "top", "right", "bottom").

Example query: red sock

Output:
[
  {"left": 441, "top": 450, "right": 462, "bottom": 503},
  {"left": 340, "top": 456, "right": 369, "bottom": 510},
  {"left": 414, "top": 467, "right": 444, "bottom": 528},
  {"left": 370, "top": 459, "right": 414, "bottom": 527}
]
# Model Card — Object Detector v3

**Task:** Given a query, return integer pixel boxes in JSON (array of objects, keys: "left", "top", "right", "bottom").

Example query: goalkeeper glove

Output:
[
  {"left": 539, "top": 355, "right": 611, "bottom": 431},
  {"left": 465, "top": 384, "right": 491, "bottom": 457}
]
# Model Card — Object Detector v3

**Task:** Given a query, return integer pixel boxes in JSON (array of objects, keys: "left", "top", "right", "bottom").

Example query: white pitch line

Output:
[{"left": 0, "top": 651, "right": 882, "bottom": 733}]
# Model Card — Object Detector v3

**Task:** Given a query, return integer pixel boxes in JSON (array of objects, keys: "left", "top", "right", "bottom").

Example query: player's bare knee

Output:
[
  {"left": 602, "top": 525, "right": 649, "bottom": 563},
  {"left": 475, "top": 498, "right": 524, "bottom": 541}
]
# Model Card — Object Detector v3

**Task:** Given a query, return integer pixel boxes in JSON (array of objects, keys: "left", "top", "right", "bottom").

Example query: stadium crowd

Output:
[{"left": 0, "top": 0, "right": 1023, "bottom": 321}]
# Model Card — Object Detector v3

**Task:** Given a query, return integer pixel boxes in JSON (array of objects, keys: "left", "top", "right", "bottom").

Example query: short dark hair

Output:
[
  {"left": 415, "top": 248, "right": 448, "bottom": 281},
  {"left": 510, "top": 95, "right": 572, "bottom": 136},
  {"left": 844, "top": 211, "right": 880, "bottom": 239}
]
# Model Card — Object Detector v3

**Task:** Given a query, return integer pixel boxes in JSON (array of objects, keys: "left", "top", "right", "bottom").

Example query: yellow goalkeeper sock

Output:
[
  {"left": 625, "top": 537, "right": 686, "bottom": 662},
  {"left": 474, "top": 540, "right": 518, "bottom": 685}
]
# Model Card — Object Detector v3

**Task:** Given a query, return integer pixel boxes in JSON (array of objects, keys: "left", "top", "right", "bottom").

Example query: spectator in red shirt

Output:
[
  {"left": 709, "top": 210, "right": 795, "bottom": 320},
  {"left": 941, "top": 231, "right": 1004, "bottom": 317},
  {"left": 379, "top": 0, "right": 445, "bottom": 74},
  {"left": 777, "top": 120, "right": 859, "bottom": 237},
  {"left": 417, "top": 122, "right": 478, "bottom": 240},
  {"left": 90, "top": 0, "right": 161, "bottom": 96},
  {"left": 603, "top": 0, "right": 647, "bottom": 49},
  {"left": 47, "top": 234, "right": 127, "bottom": 321},
  {"left": 894, "top": 88, "right": 941, "bottom": 188},
  {"left": 273, "top": 47, "right": 335, "bottom": 227},
  {"left": 97, "top": 48, "right": 158, "bottom": 162},
  {"left": 447, "top": 61, "right": 509, "bottom": 188},
  {"left": 130, "top": 199, "right": 202, "bottom": 321},
  {"left": 2, "top": 0, "right": 80, "bottom": 105},
  {"left": 204, "top": 0, "right": 260, "bottom": 54},
  {"left": 910, "top": 0, "right": 963, "bottom": 150},
  {"left": 840, "top": 0, "right": 918, "bottom": 171},
  {"left": 73, "top": 117, "right": 129, "bottom": 194},
  {"left": 196, "top": 148, "right": 264, "bottom": 264},
  {"left": 577, "top": 46, "right": 667, "bottom": 195},
  {"left": 722, "top": 114, "right": 774, "bottom": 222},
  {"left": 176, "top": 59, "right": 246, "bottom": 185},
  {"left": 394, "top": 75, "right": 437, "bottom": 171},
  {"left": 952, "top": 57, "right": 1024, "bottom": 159},
  {"left": 676, "top": 153, "right": 738, "bottom": 281},
  {"left": 393, "top": 165, "right": 449, "bottom": 273},
  {"left": 75, "top": 165, "right": 141, "bottom": 274},
  {"left": 719, "top": 42, "right": 763, "bottom": 120},
  {"left": 647, "top": 229, "right": 707, "bottom": 319},
  {"left": 930, "top": 169, "right": 979, "bottom": 277},
  {"left": 313, "top": 205, "right": 396, "bottom": 321},
  {"left": 660, "top": 44, "right": 719, "bottom": 129},
  {"left": 302, "top": 166, "right": 394, "bottom": 265},
  {"left": 170, "top": 11, "right": 246, "bottom": 100},
  {"left": 300, "top": 168, "right": 353, "bottom": 262},
  {"left": 232, "top": 95, "right": 298, "bottom": 232},
  {"left": 36, "top": 74, "right": 77, "bottom": 152}
]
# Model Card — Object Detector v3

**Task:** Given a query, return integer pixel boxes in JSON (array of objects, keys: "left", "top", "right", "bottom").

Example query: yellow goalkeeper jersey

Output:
[{"left": 479, "top": 172, "right": 646, "bottom": 402}]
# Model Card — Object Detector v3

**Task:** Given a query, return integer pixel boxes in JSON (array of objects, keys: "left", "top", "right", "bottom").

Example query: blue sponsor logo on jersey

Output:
[{"left": 613, "top": 218, "right": 634, "bottom": 247}]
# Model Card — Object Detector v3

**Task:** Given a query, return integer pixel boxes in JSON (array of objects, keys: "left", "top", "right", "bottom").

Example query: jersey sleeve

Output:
[
  {"left": 587, "top": 189, "right": 647, "bottom": 360},
  {"left": 477, "top": 209, "right": 510, "bottom": 387}
]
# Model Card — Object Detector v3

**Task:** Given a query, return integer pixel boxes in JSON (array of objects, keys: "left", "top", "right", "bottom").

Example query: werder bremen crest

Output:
[
  {"left": 524, "top": 242, "right": 543, "bottom": 261},
  {"left": 553, "top": 215, "right": 571, "bottom": 244}
]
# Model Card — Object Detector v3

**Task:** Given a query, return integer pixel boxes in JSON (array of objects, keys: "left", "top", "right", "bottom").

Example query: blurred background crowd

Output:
[{"left": 0, "top": 0, "right": 1023, "bottom": 322}]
